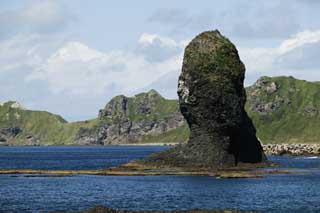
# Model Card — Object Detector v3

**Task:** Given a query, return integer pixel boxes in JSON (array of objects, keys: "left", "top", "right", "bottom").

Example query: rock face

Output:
[
  {"left": 75, "top": 90, "right": 186, "bottom": 145},
  {"left": 145, "top": 30, "right": 265, "bottom": 168},
  {"left": 247, "top": 77, "right": 289, "bottom": 115},
  {"left": 0, "top": 127, "right": 22, "bottom": 144}
]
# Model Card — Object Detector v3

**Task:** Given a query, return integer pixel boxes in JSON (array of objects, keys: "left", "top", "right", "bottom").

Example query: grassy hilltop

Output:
[
  {"left": 246, "top": 76, "right": 320, "bottom": 144},
  {"left": 0, "top": 101, "right": 97, "bottom": 145},
  {"left": 0, "top": 76, "right": 319, "bottom": 145}
]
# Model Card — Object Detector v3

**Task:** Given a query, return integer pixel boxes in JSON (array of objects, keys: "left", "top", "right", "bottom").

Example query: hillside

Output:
[
  {"left": 1, "top": 76, "right": 320, "bottom": 145},
  {"left": 0, "top": 101, "right": 97, "bottom": 145},
  {"left": 0, "top": 90, "right": 188, "bottom": 145},
  {"left": 74, "top": 89, "right": 188, "bottom": 145},
  {"left": 246, "top": 76, "right": 320, "bottom": 144}
]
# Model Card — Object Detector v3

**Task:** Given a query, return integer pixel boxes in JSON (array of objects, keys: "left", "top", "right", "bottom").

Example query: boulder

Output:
[{"left": 144, "top": 30, "right": 265, "bottom": 168}]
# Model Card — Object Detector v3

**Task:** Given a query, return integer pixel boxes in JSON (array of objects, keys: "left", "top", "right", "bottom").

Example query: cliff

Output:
[
  {"left": 246, "top": 76, "right": 320, "bottom": 144},
  {"left": 74, "top": 89, "right": 187, "bottom": 145}
]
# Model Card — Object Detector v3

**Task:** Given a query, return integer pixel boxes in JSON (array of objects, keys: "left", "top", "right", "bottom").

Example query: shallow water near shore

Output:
[{"left": 0, "top": 146, "right": 319, "bottom": 212}]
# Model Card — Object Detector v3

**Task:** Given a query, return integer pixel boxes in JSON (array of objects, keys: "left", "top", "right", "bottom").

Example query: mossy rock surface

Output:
[{"left": 144, "top": 30, "right": 265, "bottom": 168}]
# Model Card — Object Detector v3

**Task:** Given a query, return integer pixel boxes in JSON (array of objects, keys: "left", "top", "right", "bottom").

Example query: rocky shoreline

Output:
[
  {"left": 262, "top": 144, "right": 320, "bottom": 156},
  {"left": 1, "top": 142, "right": 319, "bottom": 156},
  {"left": 124, "top": 143, "right": 320, "bottom": 156}
]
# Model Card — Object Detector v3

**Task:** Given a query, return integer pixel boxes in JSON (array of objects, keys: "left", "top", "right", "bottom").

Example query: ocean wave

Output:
[{"left": 299, "top": 156, "right": 319, "bottom": 159}]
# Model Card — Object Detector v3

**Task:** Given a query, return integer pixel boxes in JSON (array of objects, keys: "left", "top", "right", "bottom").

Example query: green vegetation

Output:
[
  {"left": 246, "top": 76, "right": 320, "bottom": 144},
  {"left": 0, "top": 90, "right": 181, "bottom": 145},
  {"left": 1, "top": 76, "right": 320, "bottom": 145},
  {"left": 126, "top": 89, "right": 179, "bottom": 122},
  {"left": 92, "top": 89, "right": 185, "bottom": 145},
  {"left": 139, "top": 124, "right": 189, "bottom": 144},
  {"left": 98, "top": 90, "right": 179, "bottom": 123},
  {"left": 0, "top": 101, "right": 97, "bottom": 145}
]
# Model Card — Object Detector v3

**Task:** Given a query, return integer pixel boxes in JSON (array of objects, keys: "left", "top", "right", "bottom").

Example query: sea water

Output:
[{"left": 0, "top": 146, "right": 319, "bottom": 212}]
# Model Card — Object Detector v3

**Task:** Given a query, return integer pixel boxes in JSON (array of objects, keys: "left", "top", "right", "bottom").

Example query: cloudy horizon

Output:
[{"left": 1, "top": 0, "right": 319, "bottom": 121}]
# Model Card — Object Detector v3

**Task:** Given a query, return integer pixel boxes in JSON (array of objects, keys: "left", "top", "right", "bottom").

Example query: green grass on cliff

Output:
[
  {"left": 98, "top": 89, "right": 179, "bottom": 124},
  {"left": 139, "top": 124, "right": 189, "bottom": 144},
  {"left": 246, "top": 76, "right": 320, "bottom": 144},
  {"left": 0, "top": 101, "right": 97, "bottom": 145},
  {"left": 127, "top": 89, "right": 179, "bottom": 122}
]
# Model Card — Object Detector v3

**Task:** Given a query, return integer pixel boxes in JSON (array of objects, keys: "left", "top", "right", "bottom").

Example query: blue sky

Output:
[{"left": 0, "top": 0, "right": 320, "bottom": 121}]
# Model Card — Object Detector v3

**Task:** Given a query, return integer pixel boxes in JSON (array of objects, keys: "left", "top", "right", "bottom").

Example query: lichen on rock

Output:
[{"left": 143, "top": 30, "right": 265, "bottom": 168}]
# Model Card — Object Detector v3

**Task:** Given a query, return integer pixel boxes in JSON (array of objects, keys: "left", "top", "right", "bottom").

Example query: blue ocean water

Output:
[
  {"left": 0, "top": 146, "right": 167, "bottom": 170},
  {"left": 0, "top": 146, "right": 319, "bottom": 213}
]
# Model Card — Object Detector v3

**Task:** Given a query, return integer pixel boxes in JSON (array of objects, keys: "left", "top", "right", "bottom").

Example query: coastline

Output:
[
  {"left": 119, "top": 143, "right": 320, "bottom": 156},
  {"left": 1, "top": 142, "right": 319, "bottom": 156}
]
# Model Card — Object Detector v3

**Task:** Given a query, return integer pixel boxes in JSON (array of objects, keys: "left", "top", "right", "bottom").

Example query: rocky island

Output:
[{"left": 142, "top": 30, "right": 265, "bottom": 168}]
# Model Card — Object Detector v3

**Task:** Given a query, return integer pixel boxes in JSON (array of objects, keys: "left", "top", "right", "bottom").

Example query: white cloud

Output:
[
  {"left": 278, "top": 30, "right": 320, "bottom": 54},
  {"left": 239, "top": 29, "right": 320, "bottom": 83},
  {"left": 0, "top": 0, "right": 74, "bottom": 39},
  {"left": 0, "top": 32, "right": 184, "bottom": 120},
  {"left": 0, "top": 34, "right": 64, "bottom": 73},
  {"left": 139, "top": 33, "right": 179, "bottom": 47},
  {"left": 136, "top": 33, "right": 185, "bottom": 63},
  {"left": 239, "top": 47, "right": 275, "bottom": 74},
  {"left": 26, "top": 37, "right": 182, "bottom": 97}
]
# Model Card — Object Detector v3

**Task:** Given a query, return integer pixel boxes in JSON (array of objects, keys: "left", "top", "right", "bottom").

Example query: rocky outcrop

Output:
[
  {"left": 0, "top": 127, "right": 43, "bottom": 146},
  {"left": 302, "top": 106, "right": 318, "bottom": 117},
  {"left": 74, "top": 90, "right": 185, "bottom": 145},
  {"left": 263, "top": 144, "right": 320, "bottom": 156},
  {"left": 247, "top": 77, "right": 290, "bottom": 115},
  {"left": 144, "top": 30, "right": 265, "bottom": 168},
  {"left": 0, "top": 127, "right": 22, "bottom": 143}
]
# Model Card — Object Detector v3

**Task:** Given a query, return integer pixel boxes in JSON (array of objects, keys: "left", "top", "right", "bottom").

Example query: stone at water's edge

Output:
[{"left": 143, "top": 30, "right": 265, "bottom": 168}]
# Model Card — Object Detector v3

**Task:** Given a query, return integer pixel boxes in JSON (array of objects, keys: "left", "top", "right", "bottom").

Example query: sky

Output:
[{"left": 0, "top": 0, "right": 320, "bottom": 121}]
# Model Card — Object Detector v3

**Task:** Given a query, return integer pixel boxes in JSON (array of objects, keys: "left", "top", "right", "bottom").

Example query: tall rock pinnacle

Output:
[{"left": 145, "top": 30, "right": 265, "bottom": 168}]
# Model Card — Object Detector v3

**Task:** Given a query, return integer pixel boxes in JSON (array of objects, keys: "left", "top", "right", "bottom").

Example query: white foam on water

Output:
[{"left": 302, "top": 156, "right": 318, "bottom": 159}]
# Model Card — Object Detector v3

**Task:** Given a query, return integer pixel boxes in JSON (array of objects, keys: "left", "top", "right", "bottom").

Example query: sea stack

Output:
[{"left": 144, "top": 30, "right": 265, "bottom": 168}]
